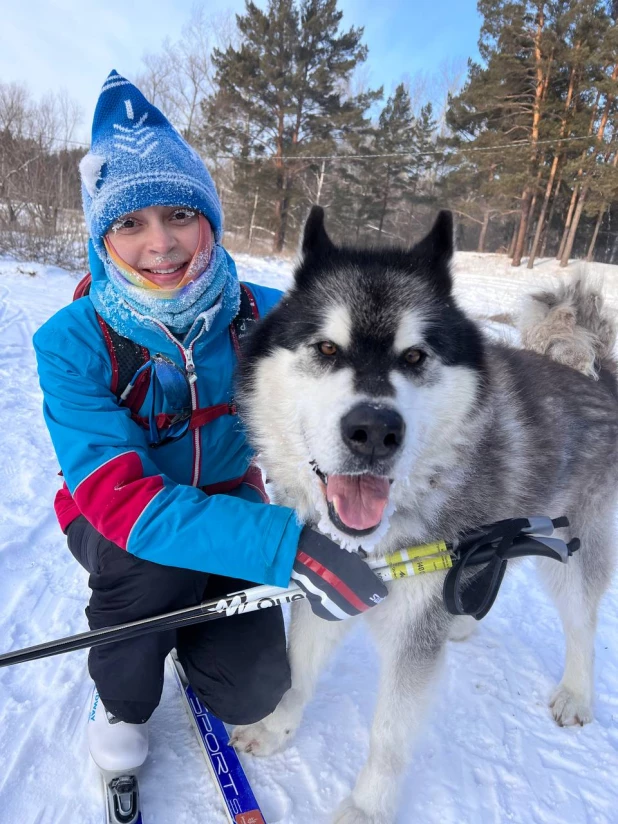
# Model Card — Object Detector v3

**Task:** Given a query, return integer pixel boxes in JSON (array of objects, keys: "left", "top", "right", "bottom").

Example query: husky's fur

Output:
[{"left": 231, "top": 208, "right": 618, "bottom": 824}]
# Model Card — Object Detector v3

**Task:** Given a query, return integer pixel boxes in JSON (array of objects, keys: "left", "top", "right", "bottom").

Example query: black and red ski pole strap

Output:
[
  {"left": 443, "top": 516, "right": 579, "bottom": 620},
  {"left": 292, "top": 528, "right": 389, "bottom": 621}
]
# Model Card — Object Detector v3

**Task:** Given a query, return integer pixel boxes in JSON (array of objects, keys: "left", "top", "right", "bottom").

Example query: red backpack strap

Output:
[
  {"left": 73, "top": 273, "right": 92, "bottom": 300},
  {"left": 230, "top": 283, "right": 260, "bottom": 358},
  {"left": 86, "top": 285, "right": 259, "bottom": 432},
  {"left": 201, "top": 463, "right": 269, "bottom": 502},
  {"left": 73, "top": 273, "right": 151, "bottom": 409}
]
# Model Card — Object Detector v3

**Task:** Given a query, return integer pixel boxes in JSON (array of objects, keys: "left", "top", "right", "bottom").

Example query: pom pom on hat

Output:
[
  {"left": 79, "top": 153, "right": 106, "bottom": 197},
  {"left": 81, "top": 70, "right": 223, "bottom": 259}
]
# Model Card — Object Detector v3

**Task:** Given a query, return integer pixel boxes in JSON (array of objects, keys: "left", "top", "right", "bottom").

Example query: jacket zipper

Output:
[
  {"left": 183, "top": 346, "right": 201, "bottom": 486},
  {"left": 147, "top": 318, "right": 207, "bottom": 487}
]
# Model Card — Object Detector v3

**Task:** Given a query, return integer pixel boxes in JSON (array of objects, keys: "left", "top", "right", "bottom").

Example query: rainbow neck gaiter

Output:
[{"left": 90, "top": 215, "right": 240, "bottom": 335}]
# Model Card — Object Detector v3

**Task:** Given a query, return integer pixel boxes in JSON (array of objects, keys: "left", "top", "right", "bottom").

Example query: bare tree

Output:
[
  {"left": 136, "top": 5, "right": 240, "bottom": 144},
  {"left": 402, "top": 57, "right": 466, "bottom": 133},
  {"left": 0, "top": 81, "right": 86, "bottom": 269}
]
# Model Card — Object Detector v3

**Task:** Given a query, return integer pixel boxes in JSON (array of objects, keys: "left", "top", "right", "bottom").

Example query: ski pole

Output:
[
  {"left": 0, "top": 527, "right": 577, "bottom": 669},
  {"left": 0, "top": 544, "right": 446, "bottom": 669}
]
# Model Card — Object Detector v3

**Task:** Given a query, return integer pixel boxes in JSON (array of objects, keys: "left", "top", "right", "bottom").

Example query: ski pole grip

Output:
[
  {"left": 498, "top": 536, "right": 570, "bottom": 564},
  {"left": 521, "top": 516, "right": 555, "bottom": 536}
]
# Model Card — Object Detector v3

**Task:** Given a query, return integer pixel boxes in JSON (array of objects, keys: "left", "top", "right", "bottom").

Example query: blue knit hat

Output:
[{"left": 80, "top": 70, "right": 223, "bottom": 260}]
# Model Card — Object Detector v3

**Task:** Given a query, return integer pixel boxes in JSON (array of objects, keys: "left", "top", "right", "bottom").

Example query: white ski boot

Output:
[
  {"left": 88, "top": 687, "right": 149, "bottom": 776},
  {"left": 88, "top": 687, "right": 148, "bottom": 824}
]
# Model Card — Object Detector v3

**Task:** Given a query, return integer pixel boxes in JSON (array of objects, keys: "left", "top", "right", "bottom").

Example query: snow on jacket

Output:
[{"left": 33, "top": 278, "right": 302, "bottom": 588}]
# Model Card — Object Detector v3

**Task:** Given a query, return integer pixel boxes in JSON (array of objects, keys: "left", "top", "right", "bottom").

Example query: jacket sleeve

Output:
[{"left": 33, "top": 318, "right": 302, "bottom": 588}]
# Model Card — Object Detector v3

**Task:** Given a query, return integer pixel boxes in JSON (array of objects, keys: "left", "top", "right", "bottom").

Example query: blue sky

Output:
[{"left": 0, "top": 0, "right": 481, "bottom": 142}]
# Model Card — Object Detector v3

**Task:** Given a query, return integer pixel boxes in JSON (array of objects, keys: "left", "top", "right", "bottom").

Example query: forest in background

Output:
[{"left": 2, "top": 0, "right": 618, "bottom": 269}]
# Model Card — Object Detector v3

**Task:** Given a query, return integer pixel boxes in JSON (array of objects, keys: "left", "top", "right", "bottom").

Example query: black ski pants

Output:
[{"left": 67, "top": 515, "right": 291, "bottom": 725}]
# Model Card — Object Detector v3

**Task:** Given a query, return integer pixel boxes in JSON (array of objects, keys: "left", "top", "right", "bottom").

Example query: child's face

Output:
[{"left": 106, "top": 205, "right": 209, "bottom": 288}]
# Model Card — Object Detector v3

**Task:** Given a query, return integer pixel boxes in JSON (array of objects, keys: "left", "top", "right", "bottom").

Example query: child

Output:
[{"left": 33, "top": 71, "right": 387, "bottom": 777}]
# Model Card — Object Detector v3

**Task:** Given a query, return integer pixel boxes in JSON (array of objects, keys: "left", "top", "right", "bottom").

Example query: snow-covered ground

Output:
[{"left": 0, "top": 251, "right": 616, "bottom": 824}]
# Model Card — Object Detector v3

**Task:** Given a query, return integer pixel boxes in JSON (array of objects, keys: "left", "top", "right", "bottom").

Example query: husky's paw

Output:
[
  {"left": 229, "top": 717, "right": 293, "bottom": 756},
  {"left": 332, "top": 797, "right": 388, "bottom": 824},
  {"left": 549, "top": 685, "right": 593, "bottom": 727},
  {"left": 448, "top": 615, "right": 478, "bottom": 642},
  {"left": 230, "top": 691, "right": 304, "bottom": 756}
]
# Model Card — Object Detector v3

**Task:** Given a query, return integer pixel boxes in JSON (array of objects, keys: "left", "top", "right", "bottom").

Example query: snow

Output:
[{"left": 0, "top": 251, "right": 617, "bottom": 824}]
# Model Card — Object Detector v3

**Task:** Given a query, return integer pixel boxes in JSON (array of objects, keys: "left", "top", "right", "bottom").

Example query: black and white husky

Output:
[{"left": 231, "top": 208, "right": 618, "bottom": 824}]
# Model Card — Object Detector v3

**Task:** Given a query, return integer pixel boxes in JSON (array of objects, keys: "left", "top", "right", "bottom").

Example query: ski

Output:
[
  {"left": 103, "top": 773, "right": 143, "bottom": 824},
  {"left": 168, "top": 654, "right": 266, "bottom": 824}
]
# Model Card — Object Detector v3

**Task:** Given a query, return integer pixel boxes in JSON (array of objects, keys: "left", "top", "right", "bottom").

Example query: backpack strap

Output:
[
  {"left": 72, "top": 276, "right": 265, "bottom": 491},
  {"left": 73, "top": 273, "right": 92, "bottom": 301},
  {"left": 73, "top": 273, "right": 151, "bottom": 407},
  {"left": 230, "top": 283, "right": 260, "bottom": 358},
  {"left": 77, "top": 276, "right": 260, "bottom": 424},
  {"left": 95, "top": 315, "right": 151, "bottom": 408}
]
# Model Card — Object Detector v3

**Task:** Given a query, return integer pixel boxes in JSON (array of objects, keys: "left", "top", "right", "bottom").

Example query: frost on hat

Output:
[{"left": 80, "top": 70, "right": 223, "bottom": 259}]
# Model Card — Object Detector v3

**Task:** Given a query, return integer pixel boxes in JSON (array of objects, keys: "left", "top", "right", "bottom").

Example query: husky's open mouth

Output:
[{"left": 312, "top": 463, "right": 391, "bottom": 536}]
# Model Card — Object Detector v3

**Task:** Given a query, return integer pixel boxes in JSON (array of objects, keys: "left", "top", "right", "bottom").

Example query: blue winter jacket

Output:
[{"left": 33, "top": 262, "right": 302, "bottom": 588}]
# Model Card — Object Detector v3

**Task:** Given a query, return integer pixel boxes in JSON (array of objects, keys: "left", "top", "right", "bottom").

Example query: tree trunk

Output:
[
  {"left": 557, "top": 184, "right": 580, "bottom": 260},
  {"left": 560, "top": 74, "right": 618, "bottom": 267},
  {"left": 556, "top": 90, "right": 601, "bottom": 259},
  {"left": 527, "top": 154, "right": 561, "bottom": 268},
  {"left": 248, "top": 189, "right": 259, "bottom": 251},
  {"left": 273, "top": 188, "right": 290, "bottom": 253},
  {"left": 477, "top": 210, "right": 490, "bottom": 253},
  {"left": 507, "top": 222, "right": 518, "bottom": 257},
  {"left": 378, "top": 168, "right": 391, "bottom": 239},
  {"left": 586, "top": 206, "right": 605, "bottom": 261},
  {"left": 511, "top": 188, "right": 534, "bottom": 266},
  {"left": 528, "top": 48, "right": 578, "bottom": 266},
  {"left": 525, "top": 189, "right": 540, "bottom": 254},
  {"left": 512, "top": 8, "right": 549, "bottom": 268},
  {"left": 315, "top": 160, "right": 326, "bottom": 205},
  {"left": 586, "top": 145, "right": 618, "bottom": 261},
  {"left": 560, "top": 187, "right": 587, "bottom": 266},
  {"left": 610, "top": 229, "right": 618, "bottom": 265},
  {"left": 558, "top": 67, "right": 617, "bottom": 266},
  {"left": 272, "top": 104, "right": 286, "bottom": 254},
  {"left": 540, "top": 175, "right": 561, "bottom": 257}
]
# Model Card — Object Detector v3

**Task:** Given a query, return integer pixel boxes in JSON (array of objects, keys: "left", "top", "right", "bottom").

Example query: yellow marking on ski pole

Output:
[{"left": 385, "top": 541, "right": 452, "bottom": 577}]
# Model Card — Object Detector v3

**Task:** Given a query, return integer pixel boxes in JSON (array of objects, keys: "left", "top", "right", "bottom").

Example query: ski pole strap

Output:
[{"left": 442, "top": 517, "right": 579, "bottom": 620}]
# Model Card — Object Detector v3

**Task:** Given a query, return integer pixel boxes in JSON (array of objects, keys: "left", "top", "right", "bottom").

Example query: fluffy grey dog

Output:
[{"left": 231, "top": 208, "right": 618, "bottom": 824}]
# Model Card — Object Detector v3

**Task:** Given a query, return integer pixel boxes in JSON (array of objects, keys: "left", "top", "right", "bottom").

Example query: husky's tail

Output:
[{"left": 519, "top": 278, "right": 617, "bottom": 380}]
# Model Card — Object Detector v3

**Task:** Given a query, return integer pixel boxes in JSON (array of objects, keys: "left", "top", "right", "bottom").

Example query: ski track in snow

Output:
[{"left": 0, "top": 252, "right": 617, "bottom": 824}]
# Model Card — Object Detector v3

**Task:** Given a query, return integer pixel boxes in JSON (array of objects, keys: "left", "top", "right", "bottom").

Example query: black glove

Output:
[{"left": 291, "top": 528, "right": 389, "bottom": 621}]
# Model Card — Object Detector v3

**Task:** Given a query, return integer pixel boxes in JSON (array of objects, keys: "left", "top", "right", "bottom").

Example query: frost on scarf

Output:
[{"left": 90, "top": 244, "right": 241, "bottom": 336}]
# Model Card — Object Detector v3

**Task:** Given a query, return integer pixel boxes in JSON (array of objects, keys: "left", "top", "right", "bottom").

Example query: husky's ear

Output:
[
  {"left": 411, "top": 210, "right": 454, "bottom": 294},
  {"left": 302, "top": 205, "right": 335, "bottom": 258}
]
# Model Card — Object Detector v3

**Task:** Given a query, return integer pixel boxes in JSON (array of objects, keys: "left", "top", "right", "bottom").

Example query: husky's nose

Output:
[{"left": 341, "top": 404, "right": 405, "bottom": 459}]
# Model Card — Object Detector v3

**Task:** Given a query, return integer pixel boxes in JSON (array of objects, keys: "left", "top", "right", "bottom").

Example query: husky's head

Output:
[{"left": 238, "top": 208, "right": 486, "bottom": 550}]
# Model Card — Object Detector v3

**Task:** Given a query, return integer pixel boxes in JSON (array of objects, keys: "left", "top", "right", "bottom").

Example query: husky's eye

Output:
[
  {"left": 317, "top": 341, "right": 337, "bottom": 357},
  {"left": 403, "top": 348, "right": 425, "bottom": 366}
]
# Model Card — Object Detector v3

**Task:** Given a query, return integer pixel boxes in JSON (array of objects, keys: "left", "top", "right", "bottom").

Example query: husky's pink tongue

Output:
[{"left": 326, "top": 474, "right": 390, "bottom": 531}]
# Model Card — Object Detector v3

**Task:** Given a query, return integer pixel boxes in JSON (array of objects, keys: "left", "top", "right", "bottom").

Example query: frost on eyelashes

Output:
[{"left": 79, "top": 153, "right": 107, "bottom": 197}]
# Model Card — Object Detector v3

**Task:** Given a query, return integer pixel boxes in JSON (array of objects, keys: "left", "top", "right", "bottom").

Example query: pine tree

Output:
[
  {"left": 558, "top": 6, "right": 618, "bottom": 265},
  {"left": 203, "top": 0, "right": 377, "bottom": 252},
  {"left": 445, "top": 40, "right": 535, "bottom": 254},
  {"left": 370, "top": 84, "right": 418, "bottom": 239},
  {"left": 444, "top": 0, "right": 618, "bottom": 263},
  {"left": 306, "top": 99, "right": 377, "bottom": 244}
]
